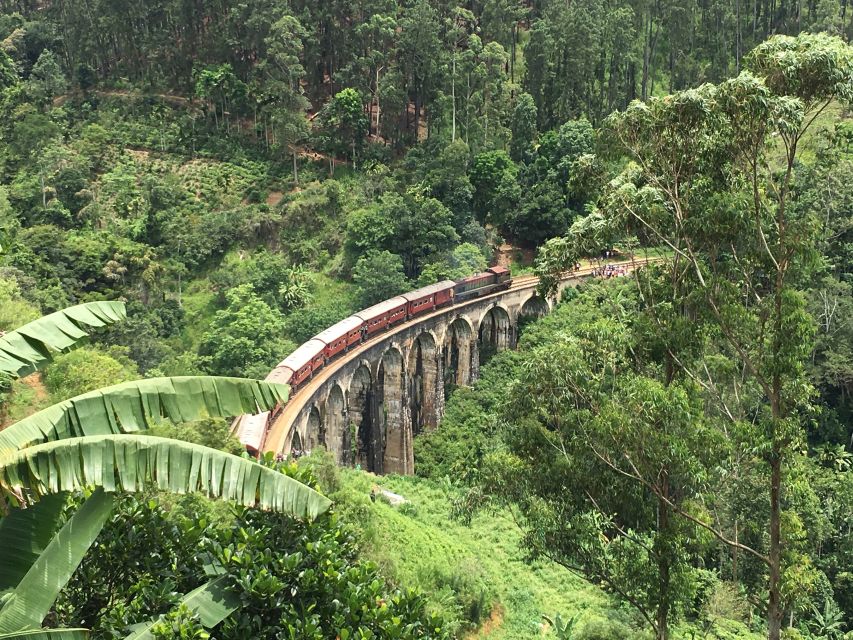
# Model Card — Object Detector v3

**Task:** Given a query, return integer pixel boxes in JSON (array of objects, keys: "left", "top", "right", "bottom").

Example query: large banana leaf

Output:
[
  {"left": 0, "top": 495, "right": 67, "bottom": 593},
  {"left": 0, "top": 490, "right": 114, "bottom": 633},
  {"left": 124, "top": 575, "right": 239, "bottom": 640},
  {"left": 0, "top": 377, "right": 289, "bottom": 456},
  {"left": 0, "top": 435, "right": 331, "bottom": 518},
  {"left": 0, "top": 302, "right": 126, "bottom": 381},
  {"left": 0, "top": 630, "right": 88, "bottom": 639}
]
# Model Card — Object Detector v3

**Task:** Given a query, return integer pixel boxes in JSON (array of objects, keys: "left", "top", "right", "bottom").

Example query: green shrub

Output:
[
  {"left": 415, "top": 558, "right": 494, "bottom": 630},
  {"left": 54, "top": 460, "right": 449, "bottom": 639},
  {"left": 150, "top": 605, "right": 209, "bottom": 640},
  {"left": 576, "top": 616, "right": 636, "bottom": 640}
]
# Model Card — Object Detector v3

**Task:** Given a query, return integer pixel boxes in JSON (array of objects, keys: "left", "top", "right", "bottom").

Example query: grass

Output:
[
  {"left": 1, "top": 375, "right": 52, "bottom": 426},
  {"left": 323, "top": 465, "right": 764, "bottom": 640},
  {"left": 329, "top": 468, "right": 634, "bottom": 639}
]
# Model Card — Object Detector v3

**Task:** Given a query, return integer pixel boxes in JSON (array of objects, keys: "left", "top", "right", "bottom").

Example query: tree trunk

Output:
[
  {"left": 375, "top": 66, "right": 382, "bottom": 137},
  {"left": 413, "top": 92, "right": 421, "bottom": 141},
  {"left": 292, "top": 148, "right": 299, "bottom": 184},
  {"left": 647, "top": 10, "right": 659, "bottom": 98},
  {"left": 767, "top": 451, "right": 783, "bottom": 640},
  {"left": 656, "top": 494, "right": 671, "bottom": 640},
  {"left": 465, "top": 73, "right": 471, "bottom": 145},
  {"left": 732, "top": 520, "right": 739, "bottom": 582},
  {"left": 736, "top": 0, "right": 742, "bottom": 74},
  {"left": 754, "top": 0, "right": 759, "bottom": 37},
  {"left": 642, "top": 13, "right": 651, "bottom": 100},
  {"left": 451, "top": 53, "right": 456, "bottom": 142},
  {"left": 510, "top": 22, "right": 517, "bottom": 83}
]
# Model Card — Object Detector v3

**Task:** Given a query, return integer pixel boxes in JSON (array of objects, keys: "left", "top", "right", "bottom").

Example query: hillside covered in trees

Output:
[{"left": 0, "top": 0, "right": 852, "bottom": 639}]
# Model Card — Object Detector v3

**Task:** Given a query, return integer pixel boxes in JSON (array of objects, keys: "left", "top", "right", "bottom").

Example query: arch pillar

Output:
[
  {"left": 346, "top": 364, "right": 378, "bottom": 470},
  {"left": 322, "top": 384, "right": 347, "bottom": 465},
  {"left": 378, "top": 348, "right": 411, "bottom": 474},
  {"left": 400, "top": 383, "right": 415, "bottom": 473},
  {"left": 409, "top": 332, "right": 440, "bottom": 435},
  {"left": 470, "top": 339, "right": 480, "bottom": 383},
  {"left": 434, "top": 352, "right": 445, "bottom": 426}
]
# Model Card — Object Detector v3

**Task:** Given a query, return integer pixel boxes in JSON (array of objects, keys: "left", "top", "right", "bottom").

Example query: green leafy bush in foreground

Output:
[{"left": 53, "top": 458, "right": 449, "bottom": 639}]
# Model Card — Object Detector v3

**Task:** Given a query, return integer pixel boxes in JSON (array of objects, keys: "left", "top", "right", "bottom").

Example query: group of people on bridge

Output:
[{"left": 592, "top": 263, "right": 629, "bottom": 278}]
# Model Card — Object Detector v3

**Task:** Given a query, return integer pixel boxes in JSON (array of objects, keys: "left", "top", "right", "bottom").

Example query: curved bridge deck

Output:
[{"left": 259, "top": 261, "right": 646, "bottom": 474}]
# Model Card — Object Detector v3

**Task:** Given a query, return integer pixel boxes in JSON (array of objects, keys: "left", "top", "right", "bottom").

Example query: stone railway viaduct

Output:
[{"left": 259, "top": 266, "right": 636, "bottom": 474}]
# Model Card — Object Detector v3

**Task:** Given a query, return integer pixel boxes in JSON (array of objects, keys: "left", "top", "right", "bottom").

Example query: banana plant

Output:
[
  {"left": 0, "top": 303, "right": 331, "bottom": 637},
  {"left": 542, "top": 613, "right": 578, "bottom": 639},
  {"left": 0, "top": 301, "right": 126, "bottom": 385}
]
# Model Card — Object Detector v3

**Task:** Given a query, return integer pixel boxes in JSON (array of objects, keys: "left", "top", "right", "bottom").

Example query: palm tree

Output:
[{"left": 0, "top": 302, "right": 331, "bottom": 638}]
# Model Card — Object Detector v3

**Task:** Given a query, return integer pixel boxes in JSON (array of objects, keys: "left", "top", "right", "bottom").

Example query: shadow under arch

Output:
[
  {"left": 324, "top": 384, "right": 346, "bottom": 465},
  {"left": 478, "top": 304, "right": 512, "bottom": 366},
  {"left": 304, "top": 404, "right": 323, "bottom": 452},
  {"left": 408, "top": 331, "right": 440, "bottom": 436},
  {"left": 518, "top": 294, "right": 550, "bottom": 336}
]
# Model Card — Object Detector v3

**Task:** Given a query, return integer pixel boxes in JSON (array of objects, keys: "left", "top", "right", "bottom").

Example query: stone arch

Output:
[
  {"left": 518, "top": 295, "right": 550, "bottom": 336},
  {"left": 290, "top": 428, "right": 303, "bottom": 456},
  {"left": 304, "top": 404, "right": 323, "bottom": 452},
  {"left": 346, "top": 364, "right": 379, "bottom": 470},
  {"left": 520, "top": 294, "right": 550, "bottom": 318},
  {"left": 478, "top": 304, "right": 513, "bottom": 365},
  {"left": 376, "top": 347, "right": 411, "bottom": 474},
  {"left": 408, "top": 331, "right": 443, "bottom": 436},
  {"left": 443, "top": 316, "right": 475, "bottom": 394},
  {"left": 323, "top": 384, "right": 346, "bottom": 465}
]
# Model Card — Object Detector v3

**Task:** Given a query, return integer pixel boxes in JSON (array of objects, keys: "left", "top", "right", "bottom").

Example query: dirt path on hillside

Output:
[
  {"left": 465, "top": 604, "right": 505, "bottom": 638},
  {"left": 495, "top": 243, "right": 535, "bottom": 268},
  {"left": 0, "top": 373, "right": 49, "bottom": 429}
]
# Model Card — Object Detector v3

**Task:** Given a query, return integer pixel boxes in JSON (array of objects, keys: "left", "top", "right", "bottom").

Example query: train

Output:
[
  {"left": 271, "top": 265, "right": 511, "bottom": 391},
  {"left": 233, "top": 265, "right": 511, "bottom": 453}
]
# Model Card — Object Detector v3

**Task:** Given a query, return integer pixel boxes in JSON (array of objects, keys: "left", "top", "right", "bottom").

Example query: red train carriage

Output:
[
  {"left": 233, "top": 266, "right": 516, "bottom": 454},
  {"left": 278, "top": 339, "right": 326, "bottom": 390},
  {"left": 402, "top": 280, "right": 456, "bottom": 319},
  {"left": 314, "top": 316, "right": 364, "bottom": 360},
  {"left": 355, "top": 296, "right": 408, "bottom": 337}
]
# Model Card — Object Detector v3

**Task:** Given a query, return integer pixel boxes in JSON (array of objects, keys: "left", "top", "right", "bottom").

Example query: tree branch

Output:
[{"left": 590, "top": 446, "right": 769, "bottom": 565}]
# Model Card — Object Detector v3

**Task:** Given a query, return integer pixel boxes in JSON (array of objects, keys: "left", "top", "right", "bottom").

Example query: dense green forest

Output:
[{"left": 0, "top": 0, "right": 852, "bottom": 638}]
